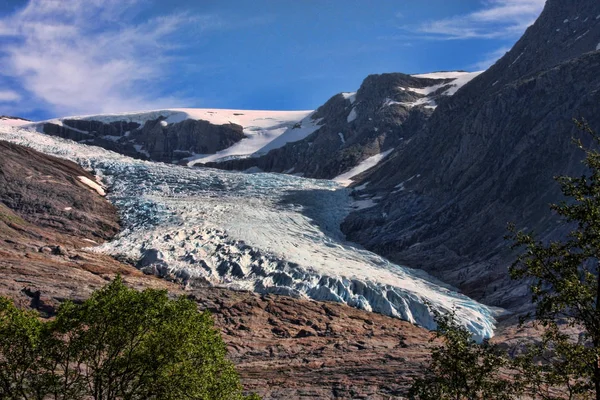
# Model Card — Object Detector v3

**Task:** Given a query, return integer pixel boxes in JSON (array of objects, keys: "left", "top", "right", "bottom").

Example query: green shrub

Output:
[{"left": 0, "top": 277, "right": 259, "bottom": 400}]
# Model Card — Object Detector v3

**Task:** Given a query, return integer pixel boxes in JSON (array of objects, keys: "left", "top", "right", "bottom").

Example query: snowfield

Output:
[
  {"left": 0, "top": 125, "right": 496, "bottom": 340},
  {"left": 0, "top": 116, "right": 31, "bottom": 126}
]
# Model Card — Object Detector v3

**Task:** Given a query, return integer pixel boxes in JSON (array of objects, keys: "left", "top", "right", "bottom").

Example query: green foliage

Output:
[
  {"left": 0, "top": 277, "right": 259, "bottom": 400},
  {"left": 408, "top": 309, "right": 520, "bottom": 400},
  {"left": 509, "top": 119, "right": 600, "bottom": 399}
]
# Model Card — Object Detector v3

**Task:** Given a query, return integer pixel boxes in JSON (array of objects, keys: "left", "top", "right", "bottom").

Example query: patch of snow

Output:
[
  {"left": 556, "top": 28, "right": 560, "bottom": 32},
  {"left": 597, "top": 42, "right": 600, "bottom": 51},
  {"left": 406, "top": 83, "right": 447, "bottom": 96},
  {"left": 159, "top": 120, "right": 168, "bottom": 127},
  {"left": 133, "top": 144, "right": 150, "bottom": 158},
  {"left": 408, "top": 71, "right": 482, "bottom": 97},
  {"left": 411, "top": 71, "right": 473, "bottom": 79},
  {"left": 64, "top": 207, "right": 72, "bottom": 211},
  {"left": 251, "top": 114, "right": 323, "bottom": 157},
  {"left": 510, "top": 52, "right": 524, "bottom": 67},
  {"left": 575, "top": 30, "right": 589, "bottom": 41},
  {"left": 341, "top": 92, "right": 357, "bottom": 104},
  {"left": 442, "top": 71, "right": 483, "bottom": 95},
  {"left": 351, "top": 199, "right": 377, "bottom": 210},
  {"left": 334, "top": 149, "right": 394, "bottom": 186},
  {"left": 400, "top": 97, "right": 437, "bottom": 109},
  {"left": 347, "top": 107, "right": 358, "bottom": 123},
  {"left": 564, "top": 18, "right": 569, "bottom": 23},
  {"left": 0, "top": 125, "right": 497, "bottom": 340},
  {"left": 354, "top": 182, "right": 369, "bottom": 191},
  {"left": 492, "top": 80, "right": 499, "bottom": 86},
  {"left": 338, "top": 132, "right": 346, "bottom": 144},
  {"left": 78, "top": 176, "right": 105, "bottom": 196},
  {"left": 383, "top": 98, "right": 402, "bottom": 107}
]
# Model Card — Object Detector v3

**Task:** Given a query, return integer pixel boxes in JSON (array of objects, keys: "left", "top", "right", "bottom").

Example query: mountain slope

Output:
[
  {"left": 341, "top": 0, "right": 600, "bottom": 310},
  {"left": 206, "top": 71, "right": 481, "bottom": 179}
]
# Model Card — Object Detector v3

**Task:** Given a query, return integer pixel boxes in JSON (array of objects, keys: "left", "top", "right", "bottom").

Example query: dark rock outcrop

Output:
[
  {"left": 0, "top": 140, "right": 120, "bottom": 242},
  {"left": 41, "top": 117, "right": 244, "bottom": 163},
  {"left": 341, "top": 0, "right": 600, "bottom": 311},
  {"left": 206, "top": 73, "right": 455, "bottom": 178}
]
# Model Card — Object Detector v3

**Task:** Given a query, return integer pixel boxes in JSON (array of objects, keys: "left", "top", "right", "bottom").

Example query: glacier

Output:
[{"left": 0, "top": 125, "right": 497, "bottom": 341}]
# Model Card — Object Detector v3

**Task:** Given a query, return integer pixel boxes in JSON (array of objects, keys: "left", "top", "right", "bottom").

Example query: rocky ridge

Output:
[
  {"left": 206, "top": 72, "right": 480, "bottom": 179},
  {"left": 40, "top": 115, "right": 244, "bottom": 164}
]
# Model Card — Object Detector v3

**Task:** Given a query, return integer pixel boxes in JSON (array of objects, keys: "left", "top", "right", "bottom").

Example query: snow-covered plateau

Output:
[
  {"left": 0, "top": 124, "right": 496, "bottom": 340},
  {"left": 32, "top": 108, "right": 321, "bottom": 166}
]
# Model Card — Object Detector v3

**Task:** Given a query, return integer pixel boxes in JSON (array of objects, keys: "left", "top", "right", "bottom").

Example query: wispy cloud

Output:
[
  {"left": 410, "top": 0, "right": 545, "bottom": 40},
  {"left": 0, "top": 0, "right": 231, "bottom": 117},
  {"left": 0, "top": 90, "right": 21, "bottom": 102}
]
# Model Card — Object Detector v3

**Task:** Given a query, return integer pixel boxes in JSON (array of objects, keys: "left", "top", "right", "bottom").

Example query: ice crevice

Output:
[{"left": 0, "top": 125, "right": 496, "bottom": 341}]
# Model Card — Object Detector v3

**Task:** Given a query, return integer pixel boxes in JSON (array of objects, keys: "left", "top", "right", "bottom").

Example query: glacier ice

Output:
[{"left": 0, "top": 125, "right": 496, "bottom": 341}]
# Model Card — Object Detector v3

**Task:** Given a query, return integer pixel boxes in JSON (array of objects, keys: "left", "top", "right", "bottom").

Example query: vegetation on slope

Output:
[{"left": 0, "top": 276, "right": 259, "bottom": 400}]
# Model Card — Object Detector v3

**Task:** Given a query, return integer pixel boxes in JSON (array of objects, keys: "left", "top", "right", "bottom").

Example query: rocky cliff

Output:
[
  {"left": 41, "top": 116, "right": 244, "bottom": 163},
  {"left": 341, "top": 0, "right": 600, "bottom": 310}
]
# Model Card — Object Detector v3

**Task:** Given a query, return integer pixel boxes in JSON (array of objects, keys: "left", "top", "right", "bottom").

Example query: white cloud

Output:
[
  {"left": 0, "top": 90, "right": 21, "bottom": 102},
  {"left": 413, "top": 0, "right": 545, "bottom": 40},
  {"left": 0, "top": 0, "right": 221, "bottom": 116}
]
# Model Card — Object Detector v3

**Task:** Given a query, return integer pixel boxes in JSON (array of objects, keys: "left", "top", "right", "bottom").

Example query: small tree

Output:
[
  {"left": 509, "top": 120, "right": 600, "bottom": 399},
  {"left": 0, "top": 277, "right": 258, "bottom": 400},
  {"left": 408, "top": 310, "right": 520, "bottom": 400}
]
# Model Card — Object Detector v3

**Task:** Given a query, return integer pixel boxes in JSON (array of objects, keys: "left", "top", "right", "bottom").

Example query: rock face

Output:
[
  {"left": 341, "top": 0, "right": 600, "bottom": 311},
  {"left": 0, "top": 140, "right": 120, "bottom": 242},
  {"left": 206, "top": 73, "right": 465, "bottom": 178},
  {"left": 42, "top": 117, "right": 244, "bottom": 163}
]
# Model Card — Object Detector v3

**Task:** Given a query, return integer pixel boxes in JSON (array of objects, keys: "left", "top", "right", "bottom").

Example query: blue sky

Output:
[{"left": 0, "top": 0, "right": 545, "bottom": 120}]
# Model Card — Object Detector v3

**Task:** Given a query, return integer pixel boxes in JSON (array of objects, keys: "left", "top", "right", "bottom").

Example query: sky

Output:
[{"left": 0, "top": 0, "right": 546, "bottom": 121}]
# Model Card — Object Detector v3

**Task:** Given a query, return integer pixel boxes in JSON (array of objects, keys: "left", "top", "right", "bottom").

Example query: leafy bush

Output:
[
  {"left": 0, "top": 277, "right": 259, "bottom": 400},
  {"left": 408, "top": 310, "right": 519, "bottom": 400}
]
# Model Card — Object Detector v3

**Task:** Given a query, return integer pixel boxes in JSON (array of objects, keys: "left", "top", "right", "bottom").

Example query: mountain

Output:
[
  {"left": 341, "top": 0, "right": 600, "bottom": 310},
  {"left": 206, "top": 71, "right": 481, "bottom": 180},
  {"left": 33, "top": 109, "right": 316, "bottom": 164}
]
